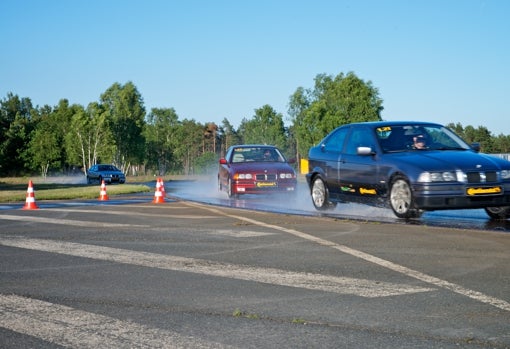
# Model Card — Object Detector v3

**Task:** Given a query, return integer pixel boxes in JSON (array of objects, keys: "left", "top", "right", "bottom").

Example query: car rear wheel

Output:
[
  {"left": 311, "top": 176, "right": 335, "bottom": 210},
  {"left": 484, "top": 206, "right": 510, "bottom": 220},
  {"left": 389, "top": 176, "right": 421, "bottom": 219}
]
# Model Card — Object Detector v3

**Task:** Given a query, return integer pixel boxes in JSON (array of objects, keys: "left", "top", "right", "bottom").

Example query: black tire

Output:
[
  {"left": 227, "top": 178, "right": 237, "bottom": 198},
  {"left": 484, "top": 206, "right": 510, "bottom": 220},
  {"left": 311, "top": 176, "right": 336, "bottom": 210},
  {"left": 389, "top": 176, "right": 421, "bottom": 219}
]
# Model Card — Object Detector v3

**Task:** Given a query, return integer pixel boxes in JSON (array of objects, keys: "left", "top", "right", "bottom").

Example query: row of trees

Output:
[{"left": 1, "top": 73, "right": 509, "bottom": 178}]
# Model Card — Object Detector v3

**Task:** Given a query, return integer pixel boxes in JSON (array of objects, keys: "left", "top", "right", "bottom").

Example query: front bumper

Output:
[
  {"left": 413, "top": 182, "right": 510, "bottom": 210},
  {"left": 232, "top": 180, "right": 296, "bottom": 195}
]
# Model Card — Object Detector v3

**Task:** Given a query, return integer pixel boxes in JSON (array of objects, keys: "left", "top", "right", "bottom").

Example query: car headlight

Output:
[
  {"left": 234, "top": 173, "right": 252, "bottom": 180},
  {"left": 417, "top": 171, "right": 458, "bottom": 183},
  {"left": 501, "top": 170, "right": 510, "bottom": 180},
  {"left": 279, "top": 173, "right": 295, "bottom": 179}
]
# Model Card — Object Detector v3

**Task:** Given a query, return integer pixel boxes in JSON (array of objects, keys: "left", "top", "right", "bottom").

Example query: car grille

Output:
[
  {"left": 256, "top": 174, "right": 277, "bottom": 181},
  {"left": 466, "top": 171, "right": 497, "bottom": 183}
]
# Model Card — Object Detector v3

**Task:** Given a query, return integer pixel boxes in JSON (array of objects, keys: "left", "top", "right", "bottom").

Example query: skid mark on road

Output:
[
  {"left": 0, "top": 237, "right": 433, "bottom": 298},
  {"left": 185, "top": 202, "right": 510, "bottom": 312},
  {"left": 0, "top": 294, "right": 232, "bottom": 349}
]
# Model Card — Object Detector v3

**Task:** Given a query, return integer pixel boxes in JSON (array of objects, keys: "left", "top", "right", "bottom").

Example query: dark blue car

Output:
[
  {"left": 86, "top": 164, "right": 126, "bottom": 184},
  {"left": 306, "top": 121, "right": 510, "bottom": 219}
]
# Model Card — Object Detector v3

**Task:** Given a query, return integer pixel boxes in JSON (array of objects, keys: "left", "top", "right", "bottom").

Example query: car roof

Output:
[
  {"left": 228, "top": 144, "right": 279, "bottom": 149},
  {"left": 338, "top": 121, "right": 444, "bottom": 129}
]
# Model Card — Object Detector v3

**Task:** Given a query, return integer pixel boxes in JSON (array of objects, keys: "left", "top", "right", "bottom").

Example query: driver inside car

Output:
[{"left": 412, "top": 134, "right": 428, "bottom": 149}]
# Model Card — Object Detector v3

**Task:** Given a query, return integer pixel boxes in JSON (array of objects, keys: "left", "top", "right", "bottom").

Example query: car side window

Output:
[
  {"left": 324, "top": 127, "right": 349, "bottom": 152},
  {"left": 345, "top": 127, "right": 375, "bottom": 155}
]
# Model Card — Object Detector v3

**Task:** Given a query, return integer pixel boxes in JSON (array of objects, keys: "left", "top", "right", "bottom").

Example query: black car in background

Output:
[
  {"left": 306, "top": 121, "right": 510, "bottom": 219},
  {"left": 86, "top": 164, "right": 126, "bottom": 184}
]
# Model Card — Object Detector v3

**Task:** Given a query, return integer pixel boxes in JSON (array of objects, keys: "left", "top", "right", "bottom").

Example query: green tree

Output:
[
  {"left": 28, "top": 99, "right": 80, "bottom": 175},
  {"left": 289, "top": 72, "right": 383, "bottom": 158},
  {"left": 218, "top": 118, "right": 241, "bottom": 155},
  {"left": 100, "top": 82, "right": 146, "bottom": 173},
  {"left": 28, "top": 123, "right": 60, "bottom": 177},
  {"left": 194, "top": 151, "right": 217, "bottom": 175},
  {"left": 493, "top": 134, "right": 510, "bottom": 153},
  {"left": 238, "top": 104, "right": 287, "bottom": 149},
  {"left": 65, "top": 102, "right": 115, "bottom": 174},
  {"left": 172, "top": 119, "right": 204, "bottom": 175},
  {"left": 144, "top": 107, "right": 180, "bottom": 175},
  {"left": 0, "top": 94, "right": 35, "bottom": 176}
]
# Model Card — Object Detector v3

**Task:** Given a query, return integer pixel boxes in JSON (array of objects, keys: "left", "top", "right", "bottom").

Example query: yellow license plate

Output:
[
  {"left": 257, "top": 182, "right": 277, "bottom": 188},
  {"left": 466, "top": 186, "right": 502, "bottom": 196}
]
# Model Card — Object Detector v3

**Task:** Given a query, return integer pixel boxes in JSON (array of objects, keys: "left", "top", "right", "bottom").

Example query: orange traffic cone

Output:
[
  {"left": 152, "top": 178, "right": 165, "bottom": 204},
  {"left": 22, "top": 180, "right": 39, "bottom": 210},
  {"left": 99, "top": 180, "right": 109, "bottom": 201},
  {"left": 159, "top": 178, "right": 166, "bottom": 196}
]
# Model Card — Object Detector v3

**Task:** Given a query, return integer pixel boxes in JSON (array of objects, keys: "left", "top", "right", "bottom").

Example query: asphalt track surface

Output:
[
  {"left": 1, "top": 178, "right": 509, "bottom": 348},
  {"left": 167, "top": 178, "right": 510, "bottom": 233}
]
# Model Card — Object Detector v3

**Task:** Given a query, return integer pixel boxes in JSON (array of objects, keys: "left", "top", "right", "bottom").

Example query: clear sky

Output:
[{"left": 1, "top": 0, "right": 509, "bottom": 135}]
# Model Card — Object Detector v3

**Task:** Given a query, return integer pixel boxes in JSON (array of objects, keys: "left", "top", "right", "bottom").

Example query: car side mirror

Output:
[
  {"left": 357, "top": 146, "right": 375, "bottom": 156},
  {"left": 287, "top": 158, "right": 296, "bottom": 164},
  {"left": 470, "top": 142, "right": 480, "bottom": 153},
  {"left": 219, "top": 158, "right": 228, "bottom": 165}
]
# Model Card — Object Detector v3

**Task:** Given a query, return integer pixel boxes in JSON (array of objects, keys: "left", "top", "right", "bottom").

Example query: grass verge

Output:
[{"left": 0, "top": 177, "right": 151, "bottom": 202}]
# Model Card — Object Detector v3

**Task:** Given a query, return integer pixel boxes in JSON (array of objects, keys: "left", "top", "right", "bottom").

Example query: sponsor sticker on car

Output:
[{"left": 466, "top": 187, "right": 502, "bottom": 196}]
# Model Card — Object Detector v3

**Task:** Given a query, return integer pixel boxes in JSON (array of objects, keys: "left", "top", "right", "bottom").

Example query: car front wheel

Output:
[
  {"left": 311, "top": 176, "right": 335, "bottom": 210},
  {"left": 389, "top": 176, "right": 421, "bottom": 219},
  {"left": 484, "top": 206, "right": 510, "bottom": 220},
  {"left": 227, "top": 178, "right": 236, "bottom": 198}
]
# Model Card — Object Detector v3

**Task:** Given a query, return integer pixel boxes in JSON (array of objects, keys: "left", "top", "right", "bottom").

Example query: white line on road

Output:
[
  {"left": 0, "top": 294, "right": 233, "bottom": 349},
  {"left": 185, "top": 202, "right": 510, "bottom": 312},
  {"left": 46, "top": 208, "right": 220, "bottom": 219},
  {"left": 0, "top": 214, "right": 147, "bottom": 228},
  {"left": 0, "top": 237, "right": 433, "bottom": 298}
]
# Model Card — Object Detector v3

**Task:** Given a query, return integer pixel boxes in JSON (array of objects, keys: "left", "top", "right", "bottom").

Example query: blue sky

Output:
[{"left": 1, "top": 0, "right": 509, "bottom": 135}]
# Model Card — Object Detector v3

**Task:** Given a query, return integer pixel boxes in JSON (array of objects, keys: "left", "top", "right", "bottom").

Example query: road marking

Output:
[
  {"left": 0, "top": 294, "right": 232, "bottom": 349},
  {"left": 0, "top": 214, "right": 147, "bottom": 228},
  {"left": 45, "top": 208, "right": 220, "bottom": 219},
  {"left": 185, "top": 202, "right": 510, "bottom": 312},
  {"left": 0, "top": 237, "right": 433, "bottom": 298},
  {"left": 205, "top": 229, "right": 275, "bottom": 238}
]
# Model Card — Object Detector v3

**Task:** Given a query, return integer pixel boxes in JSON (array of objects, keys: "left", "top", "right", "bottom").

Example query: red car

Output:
[{"left": 218, "top": 145, "right": 297, "bottom": 197}]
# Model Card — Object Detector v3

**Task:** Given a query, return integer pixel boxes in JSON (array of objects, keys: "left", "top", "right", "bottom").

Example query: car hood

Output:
[
  {"left": 229, "top": 162, "right": 294, "bottom": 173},
  {"left": 390, "top": 150, "right": 510, "bottom": 172}
]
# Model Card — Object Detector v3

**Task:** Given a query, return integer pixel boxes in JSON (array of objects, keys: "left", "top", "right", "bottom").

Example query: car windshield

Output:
[
  {"left": 231, "top": 147, "right": 285, "bottom": 163},
  {"left": 375, "top": 125, "right": 471, "bottom": 153},
  {"left": 98, "top": 165, "right": 118, "bottom": 171}
]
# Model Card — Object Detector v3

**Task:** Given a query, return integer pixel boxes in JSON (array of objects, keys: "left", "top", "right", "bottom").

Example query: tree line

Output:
[{"left": 1, "top": 72, "right": 509, "bottom": 178}]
